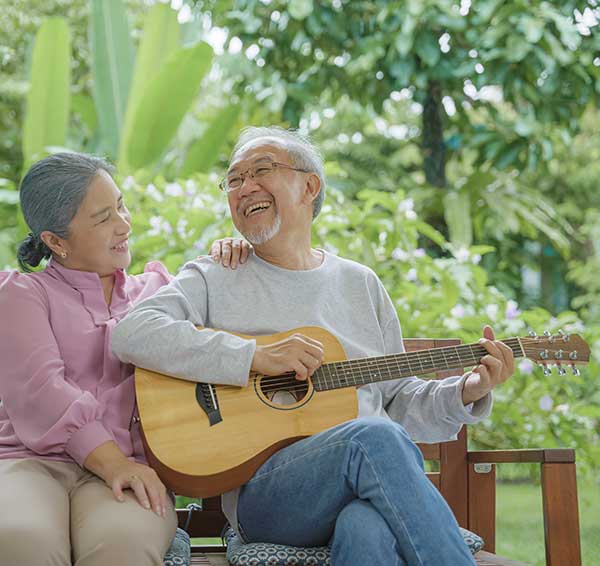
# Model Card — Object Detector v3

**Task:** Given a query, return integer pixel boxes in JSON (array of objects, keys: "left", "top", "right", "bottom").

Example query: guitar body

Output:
[{"left": 136, "top": 326, "right": 357, "bottom": 497}]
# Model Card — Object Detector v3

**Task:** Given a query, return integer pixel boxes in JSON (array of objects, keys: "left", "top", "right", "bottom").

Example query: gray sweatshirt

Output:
[{"left": 112, "top": 251, "right": 492, "bottom": 529}]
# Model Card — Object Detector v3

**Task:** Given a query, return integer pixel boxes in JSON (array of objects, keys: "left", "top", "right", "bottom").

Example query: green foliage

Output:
[
  {"left": 118, "top": 3, "right": 180, "bottom": 170},
  {"left": 89, "top": 0, "right": 135, "bottom": 160},
  {"left": 22, "top": 17, "right": 71, "bottom": 167},
  {"left": 126, "top": 41, "right": 214, "bottom": 169},
  {"left": 214, "top": 0, "right": 600, "bottom": 171}
]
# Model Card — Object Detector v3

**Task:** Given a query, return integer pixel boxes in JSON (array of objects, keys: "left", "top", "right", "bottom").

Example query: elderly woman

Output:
[{"left": 0, "top": 152, "right": 248, "bottom": 566}]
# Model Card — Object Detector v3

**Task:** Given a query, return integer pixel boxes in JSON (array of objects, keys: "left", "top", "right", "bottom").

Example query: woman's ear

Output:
[{"left": 40, "top": 231, "right": 68, "bottom": 257}]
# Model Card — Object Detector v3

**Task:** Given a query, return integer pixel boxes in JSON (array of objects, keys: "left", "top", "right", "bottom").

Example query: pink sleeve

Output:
[
  {"left": 143, "top": 260, "right": 173, "bottom": 283},
  {"left": 0, "top": 273, "right": 113, "bottom": 465}
]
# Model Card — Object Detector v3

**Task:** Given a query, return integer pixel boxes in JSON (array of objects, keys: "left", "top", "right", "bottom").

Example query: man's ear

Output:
[
  {"left": 302, "top": 173, "right": 321, "bottom": 206},
  {"left": 40, "top": 231, "right": 68, "bottom": 257}
]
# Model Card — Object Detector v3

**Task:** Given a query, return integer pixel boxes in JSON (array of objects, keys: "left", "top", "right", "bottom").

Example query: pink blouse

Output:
[{"left": 0, "top": 259, "right": 171, "bottom": 466}]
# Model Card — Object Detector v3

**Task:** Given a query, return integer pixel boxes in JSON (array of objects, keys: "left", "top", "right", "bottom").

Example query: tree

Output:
[{"left": 210, "top": 0, "right": 600, "bottom": 186}]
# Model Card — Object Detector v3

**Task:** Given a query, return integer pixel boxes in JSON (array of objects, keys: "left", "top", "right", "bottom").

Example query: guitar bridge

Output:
[{"left": 195, "top": 383, "right": 222, "bottom": 426}]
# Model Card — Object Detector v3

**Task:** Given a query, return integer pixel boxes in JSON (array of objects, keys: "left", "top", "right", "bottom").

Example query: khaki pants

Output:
[{"left": 0, "top": 458, "right": 178, "bottom": 566}]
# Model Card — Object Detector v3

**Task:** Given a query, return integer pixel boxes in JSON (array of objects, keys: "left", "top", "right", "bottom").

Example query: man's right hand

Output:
[{"left": 251, "top": 334, "right": 324, "bottom": 381}]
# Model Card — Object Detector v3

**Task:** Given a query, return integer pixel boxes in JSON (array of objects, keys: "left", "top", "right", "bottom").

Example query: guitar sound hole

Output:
[{"left": 260, "top": 375, "right": 309, "bottom": 405}]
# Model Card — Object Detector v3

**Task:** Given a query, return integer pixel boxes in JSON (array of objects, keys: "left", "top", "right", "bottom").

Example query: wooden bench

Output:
[{"left": 173, "top": 338, "right": 582, "bottom": 566}]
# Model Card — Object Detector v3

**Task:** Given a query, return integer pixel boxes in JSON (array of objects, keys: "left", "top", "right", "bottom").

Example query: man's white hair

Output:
[{"left": 231, "top": 126, "right": 326, "bottom": 219}]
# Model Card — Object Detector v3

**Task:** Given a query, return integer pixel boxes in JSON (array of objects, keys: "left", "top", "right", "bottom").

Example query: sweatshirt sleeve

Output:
[
  {"left": 112, "top": 261, "right": 255, "bottom": 386},
  {"left": 0, "top": 272, "right": 113, "bottom": 465},
  {"left": 372, "top": 282, "right": 492, "bottom": 443}
]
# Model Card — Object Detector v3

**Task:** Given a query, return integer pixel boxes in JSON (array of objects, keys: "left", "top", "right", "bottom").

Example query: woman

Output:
[{"left": 0, "top": 152, "right": 249, "bottom": 565}]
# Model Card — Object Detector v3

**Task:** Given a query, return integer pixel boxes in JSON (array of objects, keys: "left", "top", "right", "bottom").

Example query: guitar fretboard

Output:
[{"left": 311, "top": 339, "right": 524, "bottom": 391}]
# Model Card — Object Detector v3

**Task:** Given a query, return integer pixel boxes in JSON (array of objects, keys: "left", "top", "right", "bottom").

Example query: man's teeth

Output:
[
  {"left": 112, "top": 241, "right": 127, "bottom": 250},
  {"left": 245, "top": 202, "right": 271, "bottom": 217}
]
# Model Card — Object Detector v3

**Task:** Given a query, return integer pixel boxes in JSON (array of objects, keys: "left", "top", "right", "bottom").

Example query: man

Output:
[{"left": 113, "top": 126, "right": 514, "bottom": 566}]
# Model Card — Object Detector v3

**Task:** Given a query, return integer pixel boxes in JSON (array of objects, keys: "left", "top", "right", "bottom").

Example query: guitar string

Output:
[
  {"left": 255, "top": 340, "right": 524, "bottom": 389},
  {"left": 256, "top": 340, "right": 572, "bottom": 394}
]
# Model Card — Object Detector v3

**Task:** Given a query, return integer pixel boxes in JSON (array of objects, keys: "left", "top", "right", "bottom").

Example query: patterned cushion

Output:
[
  {"left": 225, "top": 526, "right": 483, "bottom": 565},
  {"left": 164, "top": 528, "right": 191, "bottom": 566}
]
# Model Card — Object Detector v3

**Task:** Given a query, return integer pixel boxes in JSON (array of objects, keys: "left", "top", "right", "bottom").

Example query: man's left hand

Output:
[{"left": 461, "top": 325, "right": 515, "bottom": 405}]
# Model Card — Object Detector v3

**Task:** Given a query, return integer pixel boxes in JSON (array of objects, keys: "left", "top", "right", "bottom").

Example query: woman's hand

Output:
[
  {"left": 209, "top": 237, "right": 251, "bottom": 269},
  {"left": 83, "top": 441, "right": 168, "bottom": 518},
  {"left": 107, "top": 460, "right": 169, "bottom": 519}
]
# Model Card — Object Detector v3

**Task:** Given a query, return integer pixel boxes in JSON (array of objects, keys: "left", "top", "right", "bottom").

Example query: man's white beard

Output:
[{"left": 243, "top": 212, "right": 282, "bottom": 245}]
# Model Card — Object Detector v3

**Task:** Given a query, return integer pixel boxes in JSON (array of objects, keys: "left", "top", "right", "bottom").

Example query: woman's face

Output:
[{"left": 57, "top": 170, "right": 132, "bottom": 276}]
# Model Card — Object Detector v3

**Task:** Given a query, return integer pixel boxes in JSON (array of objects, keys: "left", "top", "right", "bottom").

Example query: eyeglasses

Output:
[{"left": 219, "top": 161, "right": 311, "bottom": 193}]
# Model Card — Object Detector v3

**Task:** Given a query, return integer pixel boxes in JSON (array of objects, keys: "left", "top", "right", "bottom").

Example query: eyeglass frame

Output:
[{"left": 219, "top": 161, "right": 312, "bottom": 193}]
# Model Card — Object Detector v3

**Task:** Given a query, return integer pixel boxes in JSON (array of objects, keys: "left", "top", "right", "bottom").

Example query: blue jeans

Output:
[{"left": 237, "top": 417, "right": 475, "bottom": 566}]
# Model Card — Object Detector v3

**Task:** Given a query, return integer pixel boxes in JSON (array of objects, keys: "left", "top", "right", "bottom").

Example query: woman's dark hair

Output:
[{"left": 17, "top": 152, "right": 114, "bottom": 272}]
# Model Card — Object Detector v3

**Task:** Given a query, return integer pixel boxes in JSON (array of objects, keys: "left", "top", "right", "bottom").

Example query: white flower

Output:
[
  {"left": 177, "top": 218, "right": 188, "bottom": 238},
  {"left": 392, "top": 247, "right": 409, "bottom": 261},
  {"left": 444, "top": 317, "right": 461, "bottom": 330},
  {"left": 518, "top": 359, "right": 535, "bottom": 375},
  {"left": 505, "top": 300, "right": 521, "bottom": 320},
  {"left": 555, "top": 404, "right": 570, "bottom": 415},
  {"left": 456, "top": 247, "right": 470, "bottom": 263},
  {"left": 148, "top": 216, "right": 173, "bottom": 236},
  {"left": 145, "top": 183, "right": 164, "bottom": 202},
  {"left": 122, "top": 175, "right": 135, "bottom": 190},
  {"left": 406, "top": 268, "right": 418, "bottom": 282},
  {"left": 539, "top": 395, "right": 554, "bottom": 412},
  {"left": 398, "top": 198, "right": 416, "bottom": 220},
  {"left": 165, "top": 182, "right": 184, "bottom": 197},
  {"left": 413, "top": 248, "right": 425, "bottom": 258},
  {"left": 485, "top": 303, "right": 499, "bottom": 321},
  {"left": 471, "top": 253, "right": 481, "bottom": 265},
  {"left": 451, "top": 304, "right": 466, "bottom": 318}
]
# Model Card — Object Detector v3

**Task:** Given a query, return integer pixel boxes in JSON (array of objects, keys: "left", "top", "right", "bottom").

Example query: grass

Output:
[{"left": 496, "top": 480, "right": 599, "bottom": 566}]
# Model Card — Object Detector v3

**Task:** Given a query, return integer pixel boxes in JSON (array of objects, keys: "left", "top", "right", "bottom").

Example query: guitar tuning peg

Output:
[
  {"left": 557, "top": 366, "right": 567, "bottom": 376},
  {"left": 542, "top": 365, "right": 552, "bottom": 376},
  {"left": 571, "top": 365, "right": 580, "bottom": 376},
  {"left": 543, "top": 330, "right": 551, "bottom": 337},
  {"left": 528, "top": 330, "right": 537, "bottom": 338},
  {"left": 557, "top": 329, "right": 570, "bottom": 341}
]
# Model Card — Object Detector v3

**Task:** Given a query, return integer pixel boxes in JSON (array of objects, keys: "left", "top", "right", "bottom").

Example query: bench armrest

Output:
[{"left": 467, "top": 448, "right": 575, "bottom": 464}]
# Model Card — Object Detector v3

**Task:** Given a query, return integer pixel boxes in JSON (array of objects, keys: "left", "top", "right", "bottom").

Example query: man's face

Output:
[{"left": 226, "top": 139, "right": 311, "bottom": 246}]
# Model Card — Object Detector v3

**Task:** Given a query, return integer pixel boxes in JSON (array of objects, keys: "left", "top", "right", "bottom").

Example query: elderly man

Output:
[{"left": 113, "top": 127, "right": 514, "bottom": 566}]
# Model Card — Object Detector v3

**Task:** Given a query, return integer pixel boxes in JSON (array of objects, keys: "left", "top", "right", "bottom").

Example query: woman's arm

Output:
[{"left": 0, "top": 273, "right": 113, "bottom": 464}]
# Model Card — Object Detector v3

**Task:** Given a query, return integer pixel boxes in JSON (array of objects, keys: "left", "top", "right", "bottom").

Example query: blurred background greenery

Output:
[{"left": 0, "top": 1, "right": 598, "bottom": 563}]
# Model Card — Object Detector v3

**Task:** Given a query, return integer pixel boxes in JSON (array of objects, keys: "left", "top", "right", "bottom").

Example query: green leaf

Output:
[
  {"left": 288, "top": 0, "right": 313, "bottom": 20},
  {"left": 180, "top": 104, "right": 241, "bottom": 176},
  {"left": 505, "top": 35, "right": 531, "bottom": 62},
  {"left": 89, "top": 0, "right": 135, "bottom": 160},
  {"left": 72, "top": 93, "right": 98, "bottom": 133},
  {"left": 126, "top": 42, "right": 214, "bottom": 170},
  {"left": 119, "top": 3, "right": 180, "bottom": 170},
  {"left": 444, "top": 191, "right": 472, "bottom": 248},
  {"left": 415, "top": 31, "right": 440, "bottom": 67},
  {"left": 22, "top": 17, "right": 71, "bottom": 166}
]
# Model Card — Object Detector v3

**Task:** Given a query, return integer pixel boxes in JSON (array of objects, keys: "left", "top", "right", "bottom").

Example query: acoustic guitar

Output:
[{"left": 135, "top": 327, "right": 589, "bottom": 497}]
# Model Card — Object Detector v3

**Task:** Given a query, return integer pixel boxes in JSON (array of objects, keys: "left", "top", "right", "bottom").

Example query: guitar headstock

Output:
[{"left": 521, "top": 330, "right": 590, "bottom": 376}]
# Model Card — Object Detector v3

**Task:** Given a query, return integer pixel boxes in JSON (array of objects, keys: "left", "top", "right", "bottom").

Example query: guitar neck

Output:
[{"left": 312, "top": 338, "right": 525, "bottom": 391}]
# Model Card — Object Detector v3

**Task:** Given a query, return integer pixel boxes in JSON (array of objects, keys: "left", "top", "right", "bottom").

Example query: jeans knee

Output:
[{"left": 334, "top": 499, "right": 396, "bottom": 548}]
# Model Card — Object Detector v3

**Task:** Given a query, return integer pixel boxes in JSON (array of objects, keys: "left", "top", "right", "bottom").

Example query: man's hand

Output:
[
  {"left": 462, "top": 325, "right": 515, "bottom": 405},
  {"left": 252, "top": 334, "right": 324, "bottom": 381},
  {"left": 209, "top": 237, "right": 251, "bottom": 269}
]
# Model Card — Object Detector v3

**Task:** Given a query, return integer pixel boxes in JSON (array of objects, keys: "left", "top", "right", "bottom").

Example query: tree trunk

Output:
[{"left": 422, "top": 80, "right": 447, "bottom": 188}]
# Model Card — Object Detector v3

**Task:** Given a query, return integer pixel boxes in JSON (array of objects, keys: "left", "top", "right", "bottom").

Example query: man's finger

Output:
[{"left": 483, "top": 325, "right": 495, "bottom": 341}]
